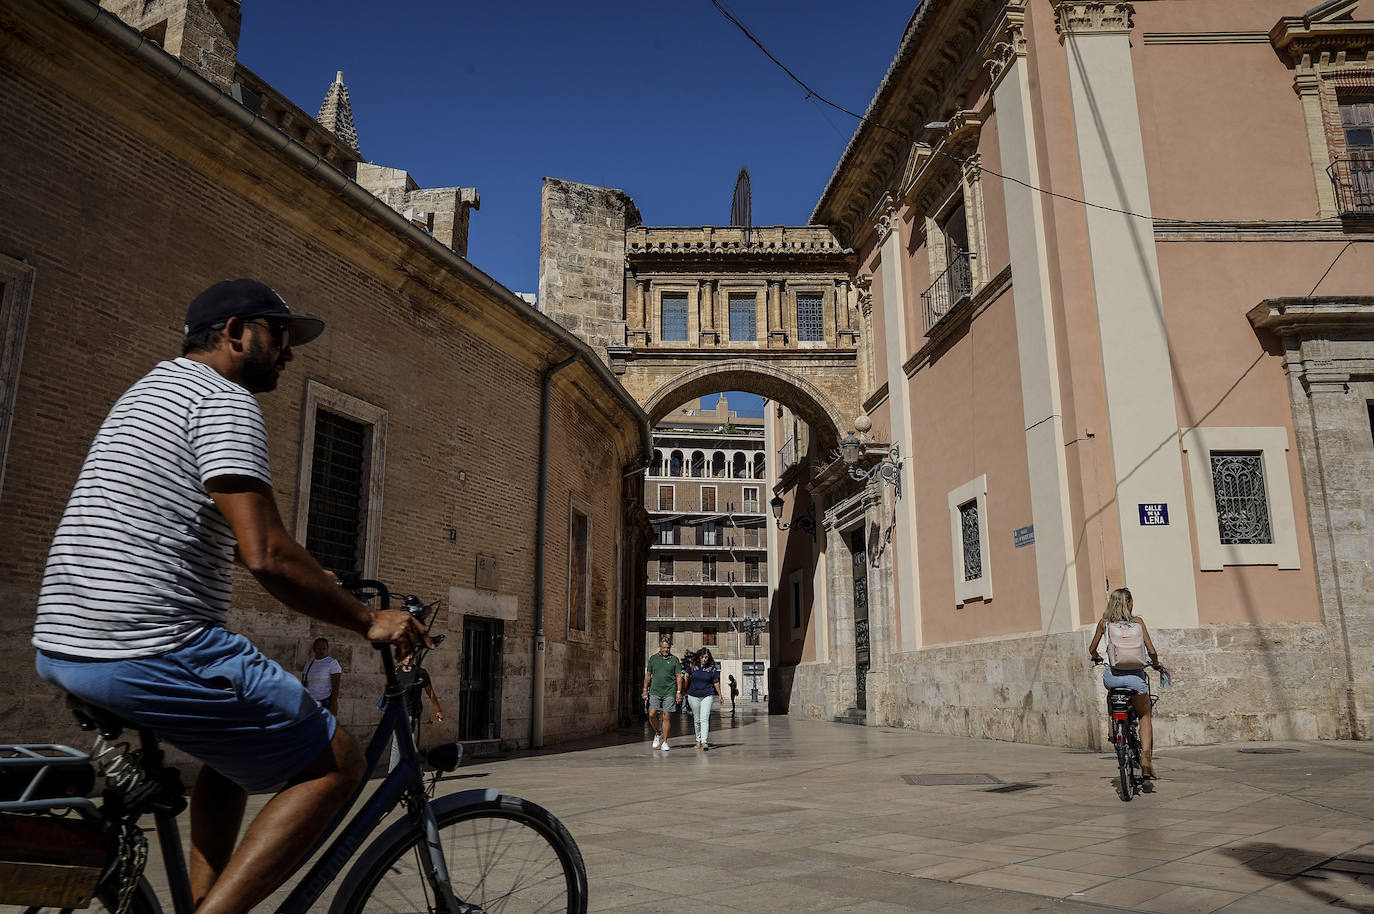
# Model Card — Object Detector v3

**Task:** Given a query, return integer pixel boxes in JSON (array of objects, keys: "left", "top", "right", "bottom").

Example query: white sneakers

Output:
[
  {"left": 651, "top": 735, "right": 661, "bottom": 749},
  {"left": 660, "top": 741, "right": 670, "bottom": 751}
]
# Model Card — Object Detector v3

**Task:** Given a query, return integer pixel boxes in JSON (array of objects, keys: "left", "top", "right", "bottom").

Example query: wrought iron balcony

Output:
[
  {"left": 1329, "top": 157, "right": 1374, "bottom": 216},
  {"left": 920, "top": 251, "right": 974, "bottom": 334}
]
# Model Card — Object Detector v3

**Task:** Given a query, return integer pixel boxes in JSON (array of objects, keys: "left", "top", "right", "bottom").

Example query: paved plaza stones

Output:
[{"left": 146, "top": 710, "right": 1374, "bottom": 912}]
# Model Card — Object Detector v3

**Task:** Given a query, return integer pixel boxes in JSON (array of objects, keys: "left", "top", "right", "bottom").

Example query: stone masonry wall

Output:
[
  {"left": 790, "top": 623, "right": 1348, "bottom": 749},
  {"left": 539, "top": 178, "right": 641, "bottom": 364}
]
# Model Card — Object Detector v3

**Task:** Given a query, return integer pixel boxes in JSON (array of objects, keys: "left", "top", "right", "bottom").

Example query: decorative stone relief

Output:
[
  {"left": 875, "top": 203, "right": 898, "bottom": 245},
  {"left": 1053, "top": 2, "right": 1135, "bottom": 40}
]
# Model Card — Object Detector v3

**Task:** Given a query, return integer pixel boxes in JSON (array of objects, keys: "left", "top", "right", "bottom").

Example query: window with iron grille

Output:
[
  {"left": 661, "top": 292, "right": 688, "bottom": 341},
  {"left": 569, "top": 509, "right": 589, "bottom": 631},
  {"left": 1210, "top": 452, "right": 1273, "bottom": 545},
  {"left": 728, "top": 292, "right": 756, "bottom": 342},
  {"left": 702, "top": 555, "right": 717, "bottom": 582},
  {"left": 659, "top": 556, "right": 674, "bottom": 581},
  {"left": 959, "top": 500, "right": 982, "bottom": 581},
  {"left": 306, "top": 409, "right": 369, "bottom": 573},
  {"left": 796, "top": 292, "right": 824, "bottom": 342}
]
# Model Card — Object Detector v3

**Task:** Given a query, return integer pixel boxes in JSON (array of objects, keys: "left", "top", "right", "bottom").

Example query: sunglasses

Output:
[{"left": 243, "top": 318, "right": 291, "bottom": 349}]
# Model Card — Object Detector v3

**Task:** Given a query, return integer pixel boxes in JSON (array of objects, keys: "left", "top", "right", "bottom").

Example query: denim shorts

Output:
[
  {"left": 36, "top": 626, "right": 334, "bottom": 792},
  {"left": 1102, "top": 666, "right": 1149, "bottom": 695},
  {"left": 647, "top": 693, "right": 678, "bottom": 712}
]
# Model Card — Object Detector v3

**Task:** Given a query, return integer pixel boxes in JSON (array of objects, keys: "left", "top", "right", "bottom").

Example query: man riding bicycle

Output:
[{"left": 31, "top": 279, "right": 430, "bottom": 914}]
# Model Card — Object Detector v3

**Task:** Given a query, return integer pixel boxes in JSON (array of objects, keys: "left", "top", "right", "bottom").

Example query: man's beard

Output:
[{"left": 240, "top": 333, "right": 281, "bottom": 393}]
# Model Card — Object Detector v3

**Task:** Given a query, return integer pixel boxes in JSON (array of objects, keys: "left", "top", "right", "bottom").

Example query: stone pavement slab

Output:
[{"left": 134, "top": 709, "right": 1374, "bottom": 911}]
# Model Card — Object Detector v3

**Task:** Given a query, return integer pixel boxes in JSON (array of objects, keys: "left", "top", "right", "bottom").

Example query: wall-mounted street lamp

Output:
[
  {"left": 841, "top": 428, "right": 903, "bottom": 500},
  {"left": 770, "top": 495, "right": 817, "bottom": 540}
]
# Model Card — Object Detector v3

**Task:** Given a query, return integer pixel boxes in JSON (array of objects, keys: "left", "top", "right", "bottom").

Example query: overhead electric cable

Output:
[{"left": 708, "top": 0, "right": 1333, "bottom": 229}]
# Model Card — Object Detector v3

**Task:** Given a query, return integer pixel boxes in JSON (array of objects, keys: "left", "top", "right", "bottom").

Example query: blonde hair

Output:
[{"left": 1102, "top": 588, "right": 1134, "bottom": 624}]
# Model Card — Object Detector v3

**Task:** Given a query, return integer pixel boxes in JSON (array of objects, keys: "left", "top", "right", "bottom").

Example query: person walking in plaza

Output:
[
  {"left": 687, "top": 648, "right": 722, "bottom": 750},
  {"left": 302, "top": 636, "right": 342, "bottom": 716},
  {"left": 31, "top": 279, "right": 430, "bottom": 914},
  {"left": 642, "top": 637, "right": 682, "bottom": 751},
  {"left": 1088, "top": 587, "right": 1162, "bottom": 778},
  {"left": 728, "top": 673, "right": 738, "bottom": 713},
  {"left": 388, "top": 652, "right": 445, "bottom": 771}
]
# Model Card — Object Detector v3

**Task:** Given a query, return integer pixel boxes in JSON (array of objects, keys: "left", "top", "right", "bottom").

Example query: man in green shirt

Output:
[{"left": 642, "top": 637, "right": 683, "bottom": 751}]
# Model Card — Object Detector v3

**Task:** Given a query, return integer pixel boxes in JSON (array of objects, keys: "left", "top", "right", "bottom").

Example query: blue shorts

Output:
[
  {"left": 1103, "top": 666, "right": 1149, "bottom": 695},
  {"left": 36, "top": 626, "right": 334, "bottom": 792}
]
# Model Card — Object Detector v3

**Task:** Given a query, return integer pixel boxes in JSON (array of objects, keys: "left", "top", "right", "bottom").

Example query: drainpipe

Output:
[{"left": 532, "top": 351, "right": 581, "bottom": 749}]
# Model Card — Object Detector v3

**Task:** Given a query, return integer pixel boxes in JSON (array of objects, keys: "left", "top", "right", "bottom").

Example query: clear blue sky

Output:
[{"left": 238, "top": 1, "right": 914, "bottom": 298}]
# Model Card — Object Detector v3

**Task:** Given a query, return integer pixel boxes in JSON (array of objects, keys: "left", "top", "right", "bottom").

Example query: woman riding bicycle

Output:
[{"left": 1088, "top": 588, "right": 1161, "bottom": 778}]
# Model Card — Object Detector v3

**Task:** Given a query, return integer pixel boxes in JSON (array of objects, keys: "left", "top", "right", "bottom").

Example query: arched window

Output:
[
  {"left": 753, "top": 453, "right": 765, "bottom": 479},
  {"left": 711, "top": 452, "right": 726, "bottom": 478},
  {"left": 690, "top": 451, "right": 706, "bottom": 478},
  {"left": 669, "top": 450, "right": 684, "bottom": 476},
  {"left": 651, "top": 450, "right": 663, "bottom": 477},
  {"left": 732, "top": 453, "right": 747, "bottom": 479}
]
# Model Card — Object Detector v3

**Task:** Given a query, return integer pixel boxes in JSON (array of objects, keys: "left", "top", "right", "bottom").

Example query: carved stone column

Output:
[
  {"left": 855, "top": 274, "right": 876, "bottom": 396},
  {"left": 699, "top": 278, "right": 719, "bottom": 345},
  {"left": 627, "top": 279, "right": 650, "bottom": 346},
  {"left": 767, "top": 279, "right": 788, "bottom": 347}
]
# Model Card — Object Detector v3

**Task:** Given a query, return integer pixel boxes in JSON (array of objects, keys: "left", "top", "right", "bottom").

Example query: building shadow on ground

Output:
[{"left": 1219, "top": 843, "right": 1374, "bottom": 912}]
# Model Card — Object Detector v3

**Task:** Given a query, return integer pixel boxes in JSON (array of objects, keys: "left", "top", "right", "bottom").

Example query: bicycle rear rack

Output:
[{"left": 0, "top": 744, "right": 109, "bottom": 908}]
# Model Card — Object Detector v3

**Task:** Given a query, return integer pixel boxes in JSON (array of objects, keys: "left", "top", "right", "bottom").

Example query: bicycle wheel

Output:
[
  {"left": 1114, "top": 722, "right": 1134, "bottom": 802},
  {"left": 332, "top": 792, "right": 588, "bottom": 914}
]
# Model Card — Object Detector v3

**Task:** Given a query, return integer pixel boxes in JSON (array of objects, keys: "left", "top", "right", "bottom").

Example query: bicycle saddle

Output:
[{"left": 66, "top": 694, "right": 137, "bottom": 740}]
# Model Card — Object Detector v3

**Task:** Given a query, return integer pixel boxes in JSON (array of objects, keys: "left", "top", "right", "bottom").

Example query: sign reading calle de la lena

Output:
[{"left": 1138, "top": 503, "right": 1170, "bottom": 526}]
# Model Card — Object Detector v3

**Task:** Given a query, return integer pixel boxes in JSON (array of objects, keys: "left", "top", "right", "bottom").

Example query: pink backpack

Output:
[{"left": 1107, "top": 621, "right": 1148, "bottom": 670}]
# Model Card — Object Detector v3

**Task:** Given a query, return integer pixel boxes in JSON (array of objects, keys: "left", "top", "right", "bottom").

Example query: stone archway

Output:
[{"left": 641, "top": 359, "right": 853, "bottom": 451}]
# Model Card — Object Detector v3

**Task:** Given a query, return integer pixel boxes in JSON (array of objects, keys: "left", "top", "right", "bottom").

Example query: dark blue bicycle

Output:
[{"left": 0, "top": 578, "right": 588, "bottom": 913}]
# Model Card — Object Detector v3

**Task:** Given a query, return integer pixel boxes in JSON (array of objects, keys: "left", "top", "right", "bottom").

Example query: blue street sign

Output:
[
  {"left": 1013, "top": 525, "right": 1035, "bottom": 548},
  {"left": 1138, "top": 503, "right": 1169, "bottom": 526}
]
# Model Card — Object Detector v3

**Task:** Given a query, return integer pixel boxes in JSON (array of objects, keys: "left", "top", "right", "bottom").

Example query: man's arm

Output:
[
  {"left": 328, "top": 671, "right": 341, "bottom": 715},
  {"left": 208, "top": 476, "right": 428, "bottom": 655},
  {"left": 423, "top": 682, "right": 445, "bottom": 721}
]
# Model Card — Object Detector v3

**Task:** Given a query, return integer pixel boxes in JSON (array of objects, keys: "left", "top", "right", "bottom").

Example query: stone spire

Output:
[{"left": 316, "top": 71, "right": 360, "bottom": 153}]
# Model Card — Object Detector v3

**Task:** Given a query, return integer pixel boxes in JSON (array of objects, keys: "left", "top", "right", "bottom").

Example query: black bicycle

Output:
[
  {"left": 1095, "top": 659, "right": 1160, "bottom": 802},
  {"left": 0, "top": 578, "right": 588, "bottom": 913}
]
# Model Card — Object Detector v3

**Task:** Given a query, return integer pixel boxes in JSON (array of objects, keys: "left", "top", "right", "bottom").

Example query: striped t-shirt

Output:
[{"left": 33, "top": 358, "right": 272, "bottom": 658}]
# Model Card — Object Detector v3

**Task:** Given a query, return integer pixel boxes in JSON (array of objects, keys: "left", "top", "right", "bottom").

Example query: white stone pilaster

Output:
[
  {"left": 991, "top": 18, "right": 1079, "bottom": 634},
  {"left": 1056, "top": 1, "right": 1199, "bottom": 627},
  {"left": 877, "top": 203, "right": 923, "bottom": 649}
]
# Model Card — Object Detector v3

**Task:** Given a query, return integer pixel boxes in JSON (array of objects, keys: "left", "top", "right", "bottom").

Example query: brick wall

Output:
[{"left": 0, "top": 2, "right": 645, "bottom": 752}]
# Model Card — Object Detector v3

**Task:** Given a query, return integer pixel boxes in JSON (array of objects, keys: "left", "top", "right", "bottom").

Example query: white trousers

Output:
[{"left": 687, "top": 694, "right": 714, "bottom": 743}]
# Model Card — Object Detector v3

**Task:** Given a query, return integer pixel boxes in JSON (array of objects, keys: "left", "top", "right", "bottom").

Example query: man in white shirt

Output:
[
  {"left": 33, "top": 279, "right": 430, "bottom": 914},
  {"left": 302, "top": 637, "right": 343, "bottom": 716}
]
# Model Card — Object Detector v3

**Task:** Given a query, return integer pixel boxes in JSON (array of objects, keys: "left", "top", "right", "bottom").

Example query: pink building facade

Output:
[{"left": 787, "top": 0, "right": 1374, "bottom": 747}]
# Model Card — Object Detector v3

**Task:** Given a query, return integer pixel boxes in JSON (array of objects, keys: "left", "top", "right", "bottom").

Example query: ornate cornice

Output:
[
  {"left": 980, "top": 2, "right": 1028, "bottom": 87},
  {"left": 855, "top": 273, "right": 873, "bottom": 317},
  {"left": 874, "top": 197, "right": 898, "bottom": 246},
  {"left": 1054, "top": 2, "right": 1135, "bottom": 41}
]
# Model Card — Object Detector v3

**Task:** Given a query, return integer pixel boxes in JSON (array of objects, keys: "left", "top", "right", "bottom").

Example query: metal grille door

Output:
[
  {"left": 459, "top": 617, "right": 503, "bottom": 741},
  {"left": 851, "top": 530, "right": 869, "bottom": 711}
]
